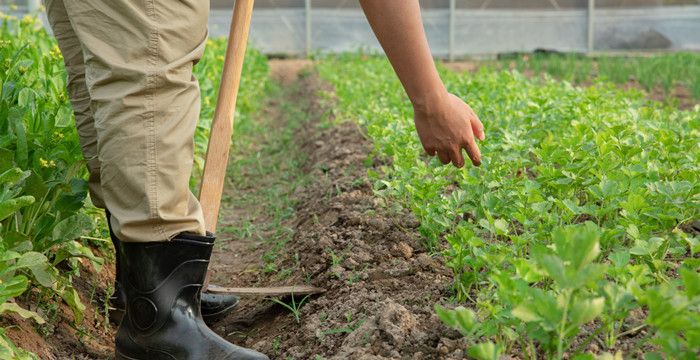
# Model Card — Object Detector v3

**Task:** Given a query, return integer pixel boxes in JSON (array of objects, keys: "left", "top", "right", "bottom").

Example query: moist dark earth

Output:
[
  {"left": 210, "top": 64, "right": 463, "bottom": 359},
  {"left": 4, "top": 62, "right": 463, "bottom": 360}
]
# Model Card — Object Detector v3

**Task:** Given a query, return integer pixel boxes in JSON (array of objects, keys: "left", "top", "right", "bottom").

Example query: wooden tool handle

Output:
[
  {"left": 206, "top": 285, "right": 326, "bottom": 297},
  {"left": 199, "top": 0, "right": 256, "bottom": 233}
]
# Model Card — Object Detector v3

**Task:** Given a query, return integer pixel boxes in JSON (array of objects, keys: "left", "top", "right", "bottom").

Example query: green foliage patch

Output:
[
  {"left": 496, "top": 52, "right": 700, "bottom": 99},
  {"left": 318, "top": 53, "right": 699, "bottom": 359},
  {"left": 0, "top": 14, "right": 100, "bottom": 357},
  {"left": 0, "top": 13, "right": 269, "bottom": 356}
]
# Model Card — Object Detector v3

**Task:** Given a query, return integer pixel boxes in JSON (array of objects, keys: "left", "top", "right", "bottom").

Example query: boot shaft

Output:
[{"left": 120, "top": 233, "right": 215, "bottom": 335}]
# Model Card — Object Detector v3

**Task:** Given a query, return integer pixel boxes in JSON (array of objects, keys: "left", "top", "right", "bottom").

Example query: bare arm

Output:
[{"left": 359, "top": 0, "right": 484, "bottom": 167}]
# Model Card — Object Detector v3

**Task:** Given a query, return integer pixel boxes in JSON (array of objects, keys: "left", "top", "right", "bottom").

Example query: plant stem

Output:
[
  {"left": 616, "top": 323, "right": 647, "bottom": 338},
  {"left": 557, "top": 290, "right": 571, "bottom": 360},
  {"left": 572, "top": 324, "right": 605, "bottom": 354}
]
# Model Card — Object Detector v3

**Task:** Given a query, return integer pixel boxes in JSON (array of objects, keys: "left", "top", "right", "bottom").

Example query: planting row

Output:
[{"left": 318, "top": 53, "right": 699, "bottom": 359}]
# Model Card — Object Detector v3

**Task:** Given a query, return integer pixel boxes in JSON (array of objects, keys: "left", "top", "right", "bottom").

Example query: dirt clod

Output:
[{"left": 212, "top": 64, "right": 456, "bottom": 359}]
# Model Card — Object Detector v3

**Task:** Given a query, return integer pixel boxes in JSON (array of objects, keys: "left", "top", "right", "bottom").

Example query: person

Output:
[{"left": 45, "top": 0, "right": 485, "bottom": 359}]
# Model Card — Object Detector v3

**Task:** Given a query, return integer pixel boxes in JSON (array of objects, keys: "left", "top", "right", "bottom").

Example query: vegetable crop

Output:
[
  {"left": 318, "top": 53, "right": 699, "bottom": 359},
  {"left": 0, "top": 13, "right": 269, "bottom": 357}
]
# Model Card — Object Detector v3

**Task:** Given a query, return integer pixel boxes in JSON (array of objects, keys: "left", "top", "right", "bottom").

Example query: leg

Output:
[
  {"left": 57, "top": 1, "right": 266, "bottom": 358},
  {"left": 45, "top": 0, "right": 239, "bottom": 325},
  {"left": 45, "top": 0, "right": 126, "bottom": 323},
  {"left": 62, "top": 0, "right": 205, "bottom": 243},
  {"left": 44, "top": 0, "right": 104, "bottom": 209}
]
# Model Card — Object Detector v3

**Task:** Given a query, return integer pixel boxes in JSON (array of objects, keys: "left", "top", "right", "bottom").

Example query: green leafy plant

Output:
[
  {"left": 318, "top": 53, "right": 699, "bottom": 358},
  {"left": 435, "top": 305, "right": 503, "bottom": 360}
]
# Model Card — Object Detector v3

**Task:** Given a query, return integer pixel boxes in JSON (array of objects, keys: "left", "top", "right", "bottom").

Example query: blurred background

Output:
[{"left": 6, "top": 0, "right": 700, "bottom": 58}]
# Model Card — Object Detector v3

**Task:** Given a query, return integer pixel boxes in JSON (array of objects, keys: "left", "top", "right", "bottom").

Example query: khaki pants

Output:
[{"left": 45, "top": 0, "right": 209, "bottom": 242}]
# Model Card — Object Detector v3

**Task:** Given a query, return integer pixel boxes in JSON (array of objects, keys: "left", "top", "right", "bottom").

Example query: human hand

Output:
[{"left": 413, "top": 92, "right": 485, "bottom": 167}]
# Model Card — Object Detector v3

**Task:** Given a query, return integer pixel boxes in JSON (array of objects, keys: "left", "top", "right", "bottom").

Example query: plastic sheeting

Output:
[
  {"left": 208, "top": 4, "right": 700, "bottom": 57},
  {"left": 11, "top": 0, "right": 700, "bottom": 57}
]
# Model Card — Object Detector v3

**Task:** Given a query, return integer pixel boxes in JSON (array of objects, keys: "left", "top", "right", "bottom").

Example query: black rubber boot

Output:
[
  {"left": 105, "top": 210, "right": 127, "bottom": 324},
  {"left": 115, "top": 232, "right": 268, "bottom": 360},
  {"left": 106, "top": 211, "right": 239, "bottom": 324}
]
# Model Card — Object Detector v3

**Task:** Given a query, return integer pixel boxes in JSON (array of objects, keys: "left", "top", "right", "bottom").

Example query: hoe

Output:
[{"left": 198, "top": 0, "right": 323, "bottom": 298}]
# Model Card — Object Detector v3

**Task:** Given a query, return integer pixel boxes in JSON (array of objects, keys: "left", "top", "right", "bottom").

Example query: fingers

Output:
[
  {"left": 464, "top": 103, "right": 485, "bottom": 141},
  {"left": 436, "top": 150, "right": 451, "bottom": 165},
  {"left": 426, "top": 144, "right": 464, "bottom": 168},
  {"left": 471, "top": 114, "right": 485, "bottom": 141},
  {"left": 423, "top": 144, "right": 437, "bottom": 157},
  {"left": 462, "top": 135, "right": 482, "bottom": 166},
  {"left": 448, "top": 146, "right": 465, "bottom": 168}
]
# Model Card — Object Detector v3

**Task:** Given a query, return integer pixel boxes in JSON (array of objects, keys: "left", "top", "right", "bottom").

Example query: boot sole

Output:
[
  {"left": 109, "top": 307, "right": 125, "bottom": 324},
  {"left": 202, "top": 302, "right": 238, "bottom": 324},
  {"left": 115, "top": 350, "right": 140, "bottom": 360}
]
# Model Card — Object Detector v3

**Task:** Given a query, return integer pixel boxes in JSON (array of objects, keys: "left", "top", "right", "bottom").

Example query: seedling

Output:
[{"left": 268, "top": 294, "right": 311, "bottom": 323}]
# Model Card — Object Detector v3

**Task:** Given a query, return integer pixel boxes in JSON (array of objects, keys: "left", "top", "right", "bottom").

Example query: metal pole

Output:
[
  {"left": 587, "top": 0, "right": 595, "bottom": 53},
  {"left": 448, "top": 0, "right": 455, "bottom": 61},
  {"left": 305, "top": 0, "right": 311, "bottom": 57}
]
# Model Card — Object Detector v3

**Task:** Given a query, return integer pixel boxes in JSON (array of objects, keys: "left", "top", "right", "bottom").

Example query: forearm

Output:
[{"left": 359, "top": 0, "right": 446, "bottom": 112}]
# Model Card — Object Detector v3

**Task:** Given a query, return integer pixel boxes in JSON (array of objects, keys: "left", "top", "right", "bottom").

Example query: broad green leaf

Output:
[
  {"left": 0, "top": 149, "right": 14, "bottom": 173},
  {"left": 531, "top": 201, "right": 551, "bottom": 214},
  {"left": 16, "top": 88, "right": 35, "bottom": 108},
  {"left": 630, "top": 237, "right": 664, "bottom": 257},
  {"left": 28, "top": 263, "right": 58, "bottom": 289},
  {"left": 680, "top": 267, "right": 700, "bottom": 298},
  {"left": 15, "top": 252, "right": 47, "bottom": 269},
  {"left": 0, "top": 195, "right": 35, "bottom": 222},
  {"left": 535, "top": 253, "right": 568, "bottom": 287},
  {"left": 435, "top": 304, "right": 477, "bottom": 335},
  {"left": 60, "top": 287, "right": 85, "bottom": 325},
  {"left": 22, "top": 171, "right": 48, "bottom": 200},
  {"left": 0, "top": 275, "right": 28, "bottom": 302},
  {"left": 14, "top": 252, "right": 57, "bottom": 288},
  {"left": 52, "top": 240, "right": 103, "bottom": 272},
  {"left": 52, "top": 213, "right": 93, "bottom": 242},
  {"left": 626, "top": 224, "right": 640, "bottom": 240},
  {"left": 452, "top": 306, "right": 477, "bottom": 334},
  {"left": 54, "top": 106, "right": 73, "bottom": 128},
  {"left": 0, "top": 168, "right": 24, "bottom": 186},
  {"left": 467, "top": 342, "right": 502, "bottom": 360},
  {"left": 9, "top": 110, "right": 28, "bottom": 168},
  {"left": 512, "top": 303, "right": 542, "bottom": 323},
  {"left": 493, "top": 218, "right": 509, "bottom": 235},
  {"left": 570, "top": 297, "right": 604, "bottom": 327},
  {"left": 608, "top": 250, "right": 630, "bottom": 268},
  {"left": 552, "top": 223, "right": 601, "bottom": 271},
  {"left": 0, "top": 251, "right": 21, "bottom": 263},
  {"left": 3, "top": 231, "right": 32, "bottom": 252},
  {"left": 0, "top": 302, "right": 44, "bottom": 324},
  {"left": 513, "top": 258, "right": 544, "bottom": 283},
  {"left": 54, "top": 178, "right": 88, "bottom": 213}
]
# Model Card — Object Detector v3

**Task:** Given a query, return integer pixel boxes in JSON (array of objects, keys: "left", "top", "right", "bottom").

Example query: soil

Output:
[
  {"left": 3, "top": 253, "right": 116, "bottom": 359},
  {"left": 3, "top": 60, "right": 459, "bottom": 360},
  {"left": 210, "top": 61, "right": 462, "bottom": 359}
]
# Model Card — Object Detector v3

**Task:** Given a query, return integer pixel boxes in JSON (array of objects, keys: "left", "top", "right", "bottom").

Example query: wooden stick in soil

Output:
[
  {"left": 198, "top": 1, "right": 326, "bottom": 298},
  {"left": 207, "top": 285, "right": 326, "bottom": 297},
  {"left": 199, "top": 0, "right": 255, "bottom": 233},
  {"left": 199, "top": 0, "right": 255, "bottom": 291}
]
